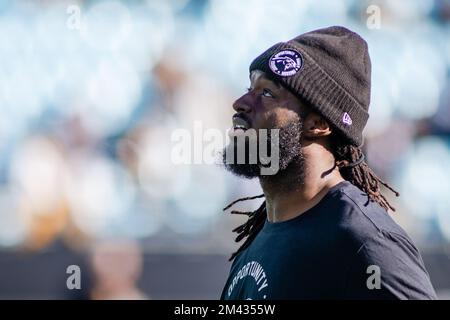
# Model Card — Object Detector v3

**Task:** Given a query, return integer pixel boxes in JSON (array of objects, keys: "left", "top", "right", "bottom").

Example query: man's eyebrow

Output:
[
  {"left": 272, "top": 79, "right": 282, "bottom": 88},
  {"left": 253, "top": 78, "right": 282, "bottom": 89},
  {"left": 263, "top": 76, "right": 282, "bottom": 88}
]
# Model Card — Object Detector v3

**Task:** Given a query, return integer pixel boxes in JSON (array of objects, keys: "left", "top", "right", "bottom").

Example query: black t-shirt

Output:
[{"left": 220, "top": 181, "right": 437, "bottom": 300}]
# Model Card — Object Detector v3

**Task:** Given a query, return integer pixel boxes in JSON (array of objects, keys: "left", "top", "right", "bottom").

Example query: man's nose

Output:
[{"left": 232, "top": 96, "right": 252, "bottom": 114}]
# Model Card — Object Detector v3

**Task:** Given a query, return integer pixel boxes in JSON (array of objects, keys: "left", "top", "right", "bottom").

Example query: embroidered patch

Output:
[
  {"left": 342, "top": 112, "right": 352, "bottom": 125},
  {"left": 269, "top": 49, "right": 303, "bottom": 77}
]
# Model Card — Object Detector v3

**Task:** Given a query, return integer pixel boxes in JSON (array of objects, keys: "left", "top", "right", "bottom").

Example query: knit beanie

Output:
[{"left": 249, "top": 26, "right": 371, "bottom": 146}]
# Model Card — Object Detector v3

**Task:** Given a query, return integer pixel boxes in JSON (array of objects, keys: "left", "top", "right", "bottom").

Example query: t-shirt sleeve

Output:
[{"left": 342, "top": 230, "right": 437, "bottom": 300}]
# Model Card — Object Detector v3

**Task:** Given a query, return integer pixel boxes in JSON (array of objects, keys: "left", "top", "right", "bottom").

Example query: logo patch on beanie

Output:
[
  {"left": 342, "top": 112, "right": 352, "bottom": 125},
  {"left": 269, "top": 49, "right": 303, "bottom": 77}
]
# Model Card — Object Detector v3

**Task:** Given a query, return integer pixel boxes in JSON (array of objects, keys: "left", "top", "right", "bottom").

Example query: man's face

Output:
[{"left": 223, "top": 70, "right": 308, "bottom": 179}]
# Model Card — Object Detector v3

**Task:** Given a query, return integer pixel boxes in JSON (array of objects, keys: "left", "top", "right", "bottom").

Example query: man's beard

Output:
[{"left": 222, "top": 118, "right": 305, "bottom": 183}]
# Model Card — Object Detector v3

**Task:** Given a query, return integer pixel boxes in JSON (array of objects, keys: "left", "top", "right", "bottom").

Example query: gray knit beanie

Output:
[{"left": 249, "top": 26, "right": 371, "bottom": 146}]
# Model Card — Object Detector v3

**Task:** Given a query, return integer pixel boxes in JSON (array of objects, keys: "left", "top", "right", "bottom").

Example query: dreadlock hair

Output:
[
  {"left": 330, "top": 131, "right": 399, "bottom": 212},
  {"left": 223, "top": 196, "right": 266, "bottom": 262},
  {"left": 223, "top": 131, "right": 399, "bottom": 262}
]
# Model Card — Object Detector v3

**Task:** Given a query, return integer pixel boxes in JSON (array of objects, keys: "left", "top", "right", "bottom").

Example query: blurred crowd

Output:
[{"left": 0, "top": 0, "right": 450, "bottom": 297}]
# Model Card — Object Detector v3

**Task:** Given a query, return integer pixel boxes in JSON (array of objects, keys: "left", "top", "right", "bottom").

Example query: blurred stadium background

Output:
[{"left": 0, "top": 0, "right": 450, "bottom": 299}]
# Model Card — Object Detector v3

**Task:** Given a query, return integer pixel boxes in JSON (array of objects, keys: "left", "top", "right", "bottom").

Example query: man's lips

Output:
[
  {"left": 229, "top": 114, "right": 251, "bottom": 137},
  {"left": 232, "top": 114, "right": 251, "bottom": 130}
]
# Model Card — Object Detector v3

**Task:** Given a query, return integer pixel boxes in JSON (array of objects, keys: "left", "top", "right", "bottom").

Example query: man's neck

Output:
[{"left": 260, "top": 144, "right": 344, "bottom": 223}]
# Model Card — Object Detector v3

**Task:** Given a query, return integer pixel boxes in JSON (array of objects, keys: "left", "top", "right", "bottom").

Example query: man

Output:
[{"left": 220, "top": 26, "right": 437, "bottom": 299}]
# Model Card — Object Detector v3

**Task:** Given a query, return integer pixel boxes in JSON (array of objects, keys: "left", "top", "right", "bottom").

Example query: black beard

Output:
[{"left": 222, "top": 119, "right": 305, "bottom": 182}]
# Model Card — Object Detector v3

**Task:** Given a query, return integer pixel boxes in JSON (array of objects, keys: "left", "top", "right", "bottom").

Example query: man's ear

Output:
[{"left": 303, "top": 112, "right": 332, "bottom": 138}]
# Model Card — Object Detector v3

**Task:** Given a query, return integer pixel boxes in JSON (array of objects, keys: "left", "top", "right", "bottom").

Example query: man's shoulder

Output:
[
  {"left": 325, "top": 181, "right": 412, "bottom": 246},
  {"left": 327, "top": 183, "right": 436, "bottom": 299}
]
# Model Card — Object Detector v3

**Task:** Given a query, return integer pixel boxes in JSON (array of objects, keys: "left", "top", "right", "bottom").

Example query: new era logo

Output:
[{"left": 342, "top": 112, "right": 352, "bottom": 125}]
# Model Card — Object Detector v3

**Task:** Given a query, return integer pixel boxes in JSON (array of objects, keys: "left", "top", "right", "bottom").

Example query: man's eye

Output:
[{"left": 262, "top": 88, "right": 274, "bottom": 98}]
